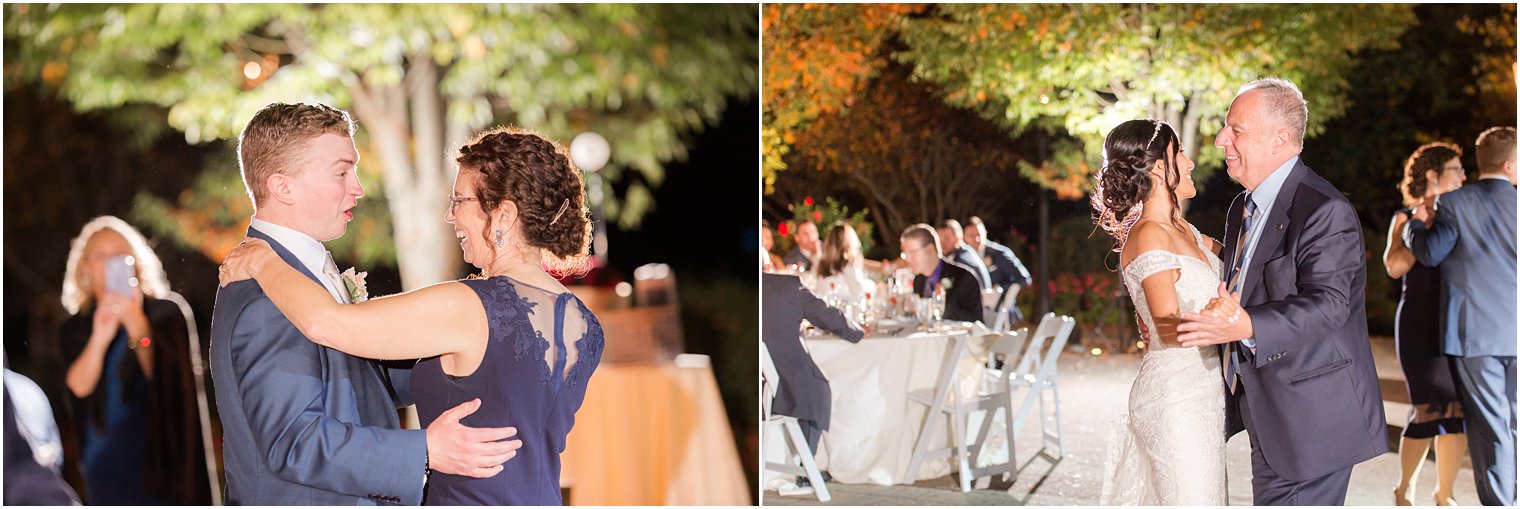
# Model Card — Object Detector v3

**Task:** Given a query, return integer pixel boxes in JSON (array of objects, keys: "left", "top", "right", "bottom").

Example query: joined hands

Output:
[{"left": 1177, "top": 282, "right": 1252, "bottom": 347}]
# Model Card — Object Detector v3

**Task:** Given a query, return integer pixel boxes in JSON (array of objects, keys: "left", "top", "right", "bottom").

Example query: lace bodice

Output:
[
  {"left": 411, "top": 276, "right": 603, "bottom": 505},
  {"left": 1120, "top": 224, "right": 1224, "bottom": 350}
]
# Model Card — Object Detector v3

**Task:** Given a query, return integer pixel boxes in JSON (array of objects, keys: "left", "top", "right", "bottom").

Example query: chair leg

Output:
[
  {"left": 969, "top": 405, "right": 996, "bottom": 468},
  {"left": 903, "top": 407, "right": 940, "bottom": 485},
  {"left": 952, "top": 408, "right": 972, "bottom": 493},
  {"left": 783, "top": 420, "right": 831, "bottom": 502},
  {"left": 1049, "top": 377, "right": 1067, "bottom": 458},
  {"left": 1002, "top": 404, "right": 1018, "bottom": 482}
]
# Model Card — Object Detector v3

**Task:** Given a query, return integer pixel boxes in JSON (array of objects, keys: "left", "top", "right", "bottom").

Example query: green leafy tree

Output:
[
  {"left": 899, "top": 4, "right": 1417, "bottom": 197},
  {"left": 6, "top": 3, "right": 756, "bottom": 289}
]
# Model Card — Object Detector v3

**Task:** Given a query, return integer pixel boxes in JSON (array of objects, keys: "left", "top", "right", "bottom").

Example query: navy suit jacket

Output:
[
  {"left": 1219, "top": 160, "right": 1387, "bottom": 481},
  {"left": 912, "top": 260, "right": 985, "bottom": 323},
  {"left": 980, "top": 240, "right": 1032, "bottom": 290},
  {"left": 761, "top": 273, "right": 862, "bottom": 429},
  {"left": 1404, "top": 178, "right": 1518, "bottom": 358},
  {"left": 209, "top": 228, "right": 426, "bottom": 505}
]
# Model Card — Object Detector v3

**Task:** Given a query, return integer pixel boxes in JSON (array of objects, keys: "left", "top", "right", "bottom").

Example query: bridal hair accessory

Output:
[
  {"left": 549, "top": 199, "right": 570, "bottom": 226},
  {"left": 1145, "top": 119, "right": 1165, "bottom": 149},
  {"left": 494, "top": 229, "right": 504, "bottom": 247}
]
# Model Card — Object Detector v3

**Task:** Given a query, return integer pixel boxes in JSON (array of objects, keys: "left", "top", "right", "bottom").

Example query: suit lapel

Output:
[
  {"left": 1240, "top": 161, "right": 1308, "bottom": 305},
  {"left": 1221, "top": 192, "right": 1246, "bottom": 282}
]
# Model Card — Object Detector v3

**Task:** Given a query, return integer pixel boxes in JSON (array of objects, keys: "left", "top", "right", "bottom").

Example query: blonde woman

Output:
[{"left": 59, "top": 216, "right": 210, "bottom": 504}]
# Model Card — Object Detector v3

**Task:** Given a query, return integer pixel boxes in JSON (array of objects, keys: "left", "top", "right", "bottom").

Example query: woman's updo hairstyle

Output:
[
  {"left": 1398, "top": 142, "right": 1461, "bottom": 207},
  {"left": 455, "top": 127, "right": 593, "bottom": 275},
  {"left": 1091, "top": 118, "right": 1185, "bottom": 252}
]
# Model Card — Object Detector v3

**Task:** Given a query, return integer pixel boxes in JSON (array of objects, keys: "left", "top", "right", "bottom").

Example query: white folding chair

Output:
[
  {"left": 1003, "top": 313, "right": 1075, "bottom": 460},
  {"left": 980, "top": 288, "right": 1004, "bottom": 331},
  {"left": 902, "top": 331, "right": 1019, "bottom": 492},
  {"left": 760, "top": 341, "right": 831, "bottom": 502}
]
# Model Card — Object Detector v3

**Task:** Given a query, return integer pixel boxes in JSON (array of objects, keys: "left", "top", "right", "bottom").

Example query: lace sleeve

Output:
[{"left": 1123, "top": 250, "right": 1182, "bottom": 284}]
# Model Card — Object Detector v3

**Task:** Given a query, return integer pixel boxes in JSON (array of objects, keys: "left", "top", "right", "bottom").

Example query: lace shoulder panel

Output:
[{"left": 1123, "top": 250, "right": 1182, "bottom": 283}]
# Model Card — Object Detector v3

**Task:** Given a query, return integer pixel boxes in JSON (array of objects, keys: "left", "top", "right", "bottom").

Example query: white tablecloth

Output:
[{"left": 765, "top": 328, "right": 993, "bottom": 486}]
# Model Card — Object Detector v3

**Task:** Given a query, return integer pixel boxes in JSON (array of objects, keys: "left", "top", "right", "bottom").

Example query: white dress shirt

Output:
[{"left": 249, "top": 217, "right": 350, "bottom": 304}]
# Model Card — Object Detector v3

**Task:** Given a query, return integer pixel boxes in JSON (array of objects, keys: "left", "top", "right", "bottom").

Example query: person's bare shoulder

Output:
[{"left": 1120, "top": 221, "right": 1177, "bottom": 268}]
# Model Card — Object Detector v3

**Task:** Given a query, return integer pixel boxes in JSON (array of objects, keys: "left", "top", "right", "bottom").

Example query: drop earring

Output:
[{"left": 494, "top": 230, "right": 504, "bottom": 247}]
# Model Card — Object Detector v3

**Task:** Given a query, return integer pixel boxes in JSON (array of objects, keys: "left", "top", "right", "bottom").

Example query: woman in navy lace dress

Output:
[
  {"left": 221, "top": 128, "right": 603, "bottom": 505},
  {"left": 1384, "top": 142, "right": 1468, "bottom": 506}
]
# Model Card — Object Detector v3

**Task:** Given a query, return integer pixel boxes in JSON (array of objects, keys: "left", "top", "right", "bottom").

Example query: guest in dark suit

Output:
[
  {"left": 935, "top": 219, "right": 991, "bottom": 290},
  {"left": 1404, "top": 126, "right": 1517, "bottom": 506},
  {"left": 761, "top": 272, "right": 864, "bottom": 455},
  {"left": 782, "top": 220, "right": 821, "bottom": 271},
  {"left": 966, "top": 216, "right": 1033, "bottom": 322},
  {"left": 902, "top": 224, "right": 983, "bottom": 323},
  {"left": 1178, "top": 78, "right": 1386, "bottom": 505}
]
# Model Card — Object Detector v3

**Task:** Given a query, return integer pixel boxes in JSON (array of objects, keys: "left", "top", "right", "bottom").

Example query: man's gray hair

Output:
[{"left": 1239, "top": 77, "right": 1308, "bottom": 147}]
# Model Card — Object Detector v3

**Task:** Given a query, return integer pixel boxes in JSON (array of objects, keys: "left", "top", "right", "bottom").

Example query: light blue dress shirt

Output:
[{"left": 1236, "top": 156, "right": 1298, "bottom": 350}]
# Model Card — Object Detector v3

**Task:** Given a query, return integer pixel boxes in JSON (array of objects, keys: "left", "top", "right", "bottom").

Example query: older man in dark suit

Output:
[
  {"left": 1178, "top": 78, "right": 1386, "bottom": 505},
  {"left": 1405, "top": 127, "right": 1517, "bottom": 506}
]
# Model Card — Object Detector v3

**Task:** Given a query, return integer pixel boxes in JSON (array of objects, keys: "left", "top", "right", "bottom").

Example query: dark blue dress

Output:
[
  {"left": 413, "top": 276, "right": 604, "bottom": 505},
  {"left": 1395, "top": 210, "right": 1466, "bottom": 438},
  {"left": 77, "top": 329, "right": 169, "bottom": 505}
]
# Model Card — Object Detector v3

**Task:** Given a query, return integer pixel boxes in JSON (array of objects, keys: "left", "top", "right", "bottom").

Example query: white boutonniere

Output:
[
  {"left": 340, "top": 267, "right": 368, "bottom": 303},
  {"left": 939, "top": 278, "right": 953, "bottom": 291}
]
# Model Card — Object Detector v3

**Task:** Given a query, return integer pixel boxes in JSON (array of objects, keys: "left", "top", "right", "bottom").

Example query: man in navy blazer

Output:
[
  {"left": 965, "top": 216, "right": 1032, "bottom": 322},
  {"left": 1178, "top": 78, "right": 1386, "bottom": 505},
  {"left": 210, "top": 103, "right": 518, "bottom": 505},
  {"left": 1404, "top": 127, "right": 1517, "bottom": 506}
]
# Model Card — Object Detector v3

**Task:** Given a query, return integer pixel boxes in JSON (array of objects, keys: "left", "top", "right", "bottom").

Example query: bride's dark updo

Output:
[{"left": 1091, "top": 118, "right": 1186, "bottom": 251}]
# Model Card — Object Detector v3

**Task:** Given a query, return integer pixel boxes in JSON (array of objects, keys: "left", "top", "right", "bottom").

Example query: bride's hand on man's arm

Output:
[{"left": 220, "top": 238, "right": 278, "bottom": 287}]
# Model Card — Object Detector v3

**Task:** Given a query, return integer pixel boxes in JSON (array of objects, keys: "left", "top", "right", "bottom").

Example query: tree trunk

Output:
[
  {"left": 347, "top": 56, "right": 462, "bottom": 291},
  {"left": 1036, "top": 134, "right": 1051, "bottom": 318}
]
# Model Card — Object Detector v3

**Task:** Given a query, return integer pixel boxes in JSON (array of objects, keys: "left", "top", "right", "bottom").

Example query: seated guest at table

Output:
[
  {"left": 761, "top": 220, "right": 784, "bottom": 271},
  {"left": 783, "top": 220, "right": 821, "bottom": 271},
  {"left": 965, "top": 216, "right": 1032, "bottom": 322},
  {"left": 811, "top": 222, "right": 878, "bottom": 303},
  {"left": 761, "top": 272, "right": 864, "bottom": 485},
  {"left": 935, "top": 219, "right": 991, "bottom": 290},
  {"left": 901, "top": 224, "right": 983, "bottom": 323}
]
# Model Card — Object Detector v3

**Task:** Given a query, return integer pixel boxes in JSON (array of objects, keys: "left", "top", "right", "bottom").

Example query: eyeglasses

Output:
[{"left": 447, "top": 195, "right": 479, "bottom": 214}]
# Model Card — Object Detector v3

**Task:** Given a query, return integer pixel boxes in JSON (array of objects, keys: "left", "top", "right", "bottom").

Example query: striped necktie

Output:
[{"left": 1224, "top": 195, "right": 1256, "bottom": 394}]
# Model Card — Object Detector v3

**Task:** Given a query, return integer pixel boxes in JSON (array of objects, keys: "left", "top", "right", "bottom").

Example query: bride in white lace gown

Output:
[{"left": 1091, "top": 119, "right": 1229, "bottom": 505}]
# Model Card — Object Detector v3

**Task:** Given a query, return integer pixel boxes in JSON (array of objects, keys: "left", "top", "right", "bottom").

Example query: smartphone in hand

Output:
[{"left": 104, "top": 255, "right": 138, "bottom": 295}]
